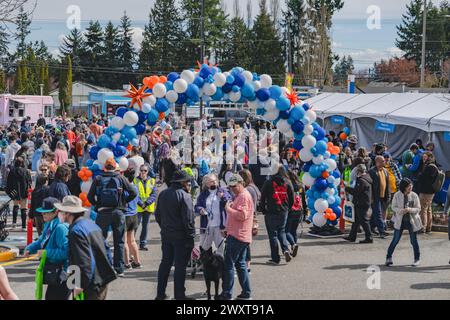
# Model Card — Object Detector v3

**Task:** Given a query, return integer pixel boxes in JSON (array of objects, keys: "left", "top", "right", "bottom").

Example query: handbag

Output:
[
  {"left": 43, "top": 262, "right": 67, "bottom": 286},
  {"left": 343, "top": 200, "right": 355, "bottom": 223}
]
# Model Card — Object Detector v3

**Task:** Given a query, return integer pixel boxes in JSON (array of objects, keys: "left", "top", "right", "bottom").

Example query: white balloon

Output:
[
  {"left": 264, "top": 99, "right": 277, "bottom": 112},
  {"left": 123, "top": 111, "right": 139, "bottom": 127},
  {"left": 302, "top": 172, "right": 316, "bottom": 187},
  {"left": 327, "top": 176, "right": 336, "bottom": 184},
  {"left": 181, "top": 70, "right": 195, "bottom": 84},
  {"left": 93, "top": 160, "right": 104, "bottom": 170},
  {"left": 81, "top": 180, "right": 92, "bottom": 194},
  {"left": 97, "top": 148, "right": 114, "bottom": 164},
  {"left": 142, "top": 96, "right": 153, "bottom": 105},
  {"left": 314, "top": 199, "right": 329, "bottom": 213},
  {"left": 299, "top": 148, "right": 314, "bottom": 162},
  {"left": 264, "top": 109, "right": 279, "bottom": 121},
  {"left": 334, "top": 178, "right": 341, "bottom": 187},
  {"left": 248, "top": 100, "right": 259, "bottom": 109},
  {"left": 313, "top": 213, "right": 327, "bottom": 227},
  {"left": 242, "top": 71, "right": 253, "bottom": 83},
  {"left": 324, "top": 151, "right": 331, "bottom": 159},
  {"left": 303, "top": 124, "right": 314, "bottom": 135},
  {"left": 111, "top": 117, "right": 125, "bottom": 131},
  {"left": 328, "top": 196, "right": 336, "bottom": 205},
  {"left": 229, "top": 91, "right": 241, "bottom": 102},
  {"left": 253, "top": 81, "right": 262, "bottom": 91},
  {"left": 174, "top": 79, "right": 188, "bottom": 93},
  {"left": 213, "top": 73, "right": 227, "bottom": 87},
  {"left": 302, "top": 135, "right": 316, "bottom": 149},
  {"left": 305, "top": 110, "right": 317, "bottom": 123},
  {"left": 142, "top": 103, "right": 152, "bottom": 114},
  {"left": 203, "top": 83, "right": 217, "bottom": 96},
  {"left": 312, "top": 155, "right": 324, "bottom": 165},
  {"left": 325, "top": 158, "right": 337, "bottom": 171},
  {"left": 166, "top": 90, "right": 179, "bottom": 103},
  {"left": 118, "top": 157, "right": 129, "bottom": 172},
  {"left": 112, "top": 132, "right": 121, "bottom": 142},
  {"left": 326, "top": 188, "right": 336, "bottom": 196},
  {"left": 260, "top": 74, "right": 273, "bottom": 88},
  {"left": 276, "top": 119, "right": 291, "bottom": 134},
  {"left": 281, "top": 87, "right": 289, "bottom": 95},
  {"left": 153, "top": 83, "right": 167, "bottom": 98}
]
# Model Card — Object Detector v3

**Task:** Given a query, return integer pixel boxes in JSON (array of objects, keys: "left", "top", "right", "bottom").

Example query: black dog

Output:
[{"left": 199, "top": 247, "right": 224, "bottom": 300}]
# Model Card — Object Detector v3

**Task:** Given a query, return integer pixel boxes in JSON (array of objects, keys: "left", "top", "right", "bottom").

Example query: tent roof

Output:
[{"left": 306, "top": 93, "right": 450, "bottom": 132}]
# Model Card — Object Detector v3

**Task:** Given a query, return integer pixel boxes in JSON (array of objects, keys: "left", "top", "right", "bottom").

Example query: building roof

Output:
[{"left": 49, "top": 81, "right": 113, "bottom": 96}]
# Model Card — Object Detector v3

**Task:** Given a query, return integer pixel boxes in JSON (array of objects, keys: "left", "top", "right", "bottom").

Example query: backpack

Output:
[
  {"left": 431, "top": 164, "right": 445, "bottom": 193},
  {"left": 291, "top": 192, "right": 303, "bottom": 213},
  {"left": 96, "top": 175, "right": 122, "bottom": 208}
]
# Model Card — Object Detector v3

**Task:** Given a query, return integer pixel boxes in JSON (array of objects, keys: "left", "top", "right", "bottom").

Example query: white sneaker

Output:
[{"left": 412, "top": 260, "right": 421, "bottom": 267}]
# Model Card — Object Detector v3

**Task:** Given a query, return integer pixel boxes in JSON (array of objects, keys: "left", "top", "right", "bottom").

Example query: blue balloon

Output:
[
  {"left": 135, "top": 123, "right": 146, "bottom": 135},
  {"left": 276, "top": 97, "right": 291, "bottom": 111},
  {"left": 294, "top": 132, "right": 304, "bottom": 141},
  {"left": 98, "top": 134, "right": 112, "bottom": 149},
  {"left": 279, "top": 110, "right": 290, "bottom": 119},
  {"left": 199, "top": 67, "right": 212, "bottom": 79},
  {"left": 333, "top": 170, "right": 341, "bottom": 179},
  {"left": 165, "top": 81, "right": 174, "bottom": 91},
  {"left": 291, "top": 121, "right": 304, "bottom": 134},
  {"left": 222, "top": 83, "right": 233, "bottom": 94},
  {"left": 241, "top": 83, "right": 254, "bottom": 98},
  {"left": 233, "top": 73, "right": 245, "bottom": 87},
  {"left": 256, "top": 88, "right": 270, "bottom": 102},
  {"left": 176, "top": 93, "right": 187, "bottom": 104},
  {"left": 289, "top": 106, "right": 305, "bottom": 121},
  {"left": 315, "top": 178, "right": 328, "bottom": 191},
  {"left": 232, "top": 85, "right": 240, "bottom": 93},
  {"left": 226, "top": 75, "right": 235, "bottom": 84},
  {"left": 317, "top": 127, "right": 326, "bottom": 141},
  {"left": 131, "top": 138, "right": 140, "bottom": 147},
  {"left": 212, "top": 87, "right": 224, "bottom": 101},
  {"left": 343, "top": 127, "right": 350, "bottom": 135},
  {"left": 90, "top": 164, "right": 100, "bottom": 172},
  {"left": 118, "top": 135, "right": 129, "bottom": 147},
  {"left": 137, "top": 111, "right": 148, "bottom": 124},
  {"left": 303, "top": 162, "right": 312, "bottom": 172},
  {"left": 186, "top": 84, "right": 200, "bottom": 99},
  {"left": 287, "top": 118, "right": 295, "bottom": 125},
  {"left": 107, "top": 141, "right": 117, "bottom": 151},
  {"left": 256, "top": 108, "right": 266, "bottom": 116},
  {"left": 122, "top": 126, "right": 137, "bottom": 140},
  {"left": 167, "top": 72, "right": 179, "bottom": 82},
  {"left": 155, "top": 98, "right": 169, "bottom": 113},
  {"left": 116, "top": 107, "right": 128, "bottom": 118},
  {"left": 89, "top": 146, "right": 100, "bottom": 160},
  {"left": 86, "top": 159, "right": 94, "bottom": 168},
  {"left": 303, "top": 103, "right": 311, "bottom": 111},
  {"left": 147, "top": 109, "right": 159, "bottom": 124},
  {"left": 269, "top": 86, "right": 282, "bottom": 100},
  {"left": 293, "top": 140, "right": 303, "bottom": 151},
  {"left": 316, "top": 140, "right": 328, "bottom": 154},
  {"left": 104, "top": 126, "right": 118, "bottom": 136},
  {"left": 194, "top": 77, "right": 204, "bottom": 88}
]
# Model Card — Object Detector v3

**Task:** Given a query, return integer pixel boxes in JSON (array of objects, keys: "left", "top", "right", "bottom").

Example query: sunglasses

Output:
[{"left": 140, "top": 170, "right": 148, "bottom": 173}]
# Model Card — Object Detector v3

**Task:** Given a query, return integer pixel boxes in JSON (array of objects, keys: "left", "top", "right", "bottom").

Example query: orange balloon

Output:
[
  {"left": 329, "top": 213, "right": 337, "bottom": 221},
  {"left": 79, "top": 192, "right": 87, "bottom": 201},
  {"left": 325, "top": 208, "right": 333, "bottom": 214},
  {"left": 83, "top": 200, "right": 91, "bottom": 208},
  {"left": 340, "top": 133, "right": 348, "bottom": 140},
  {"left": 327, "top": 142, "right": 334, "bottom": 148},
  {"left": 127, "top": 144, "right": 132, "bottom": 151},
  {"left": 143, "top": 77, "right": 151, "bottom": 87},
  {"left": 322, "top": 171, "right": 330, "bottom": 179},
  {"left": 332, "top": 146, "right": 340, "bottom": 155},
  {"left": 158, "top": 112, "right": 166, "bottom": 121},
  {"left": 159, "top": 76, "right": 167, "bottom": 83},
  {"left": 85, "top": 170, "right": 93, "bottom": 178}
]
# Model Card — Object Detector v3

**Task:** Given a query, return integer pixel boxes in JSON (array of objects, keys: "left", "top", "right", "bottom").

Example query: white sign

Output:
[{"left": 186, "top": 107, "right": 200, "bottom": 119}]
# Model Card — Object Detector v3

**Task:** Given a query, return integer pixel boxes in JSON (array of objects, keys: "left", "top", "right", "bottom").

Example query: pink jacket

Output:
[
  {"left": 54, "top": 149, "right": 68, "bottom": 166},
  {"left": 225, "top": 189, "right": 254, "bottom": 244}
]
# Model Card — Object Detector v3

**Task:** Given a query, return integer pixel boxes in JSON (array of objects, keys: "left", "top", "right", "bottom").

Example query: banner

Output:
[
  {"left": 331, "top": 116, "right": 345, "bottom": 125},
  {"left": 375, "top": 121, "right": 396, "bottom": 133}
]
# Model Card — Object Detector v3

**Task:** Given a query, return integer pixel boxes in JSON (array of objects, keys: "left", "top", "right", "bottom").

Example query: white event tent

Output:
[{"left": 305, "top": 93, "right": 450, "bottom": 170}]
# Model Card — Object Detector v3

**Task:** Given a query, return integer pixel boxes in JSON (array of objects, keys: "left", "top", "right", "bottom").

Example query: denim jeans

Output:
[
  {"left": 137, "top": 212, "right": 150, "bottom": 247},
  {"left": 221, "top": 236, "right": 251, "bottom": 299},
  {"left": 370, "top": 199, "right": 386, "bottom": 234},
  {"left": 157, "top": 237, "right": 194, "bottom": 300},
  {"left": 387, "top": 219, "right": 420, "bottom": 261},
  {"left": 96, "top": 209, "right": 125, "bottom": 274},
  {"left": 285, "top": 214, "right": 301, "bottom": 246},
  {"left": 265, "top": 213, "right": 289, "bottom": 263}
]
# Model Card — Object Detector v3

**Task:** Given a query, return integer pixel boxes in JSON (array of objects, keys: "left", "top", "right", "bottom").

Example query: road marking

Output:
[{"left": 0, "top": 255, "right": 38, "bottom": 267}]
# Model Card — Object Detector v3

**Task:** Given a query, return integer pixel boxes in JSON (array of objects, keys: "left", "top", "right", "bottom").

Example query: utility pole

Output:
[
  {"left": 199, "top": 0, "right": 205, "bottom": 120},
  {"left": 287, "top": 21, "right": 293, "bottom": 75},
  {"left": 420, "top": 0, "right": 427, "bottom": 88}
]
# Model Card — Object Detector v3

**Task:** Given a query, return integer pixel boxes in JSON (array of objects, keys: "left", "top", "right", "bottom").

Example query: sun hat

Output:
[
  {"left": 36, "top": 197, "right": 60, "bottom": 213},
  {"left": 54, "top": 196, "right": 87, "bottom": 214},
  {"left": 171, "top": 170, "right": 192, "bottom": 183}
]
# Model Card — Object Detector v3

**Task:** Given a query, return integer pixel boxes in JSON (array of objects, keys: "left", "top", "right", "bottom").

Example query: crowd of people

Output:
[{"left": 0, "top": 111, "right": 448, "bottom": 300}]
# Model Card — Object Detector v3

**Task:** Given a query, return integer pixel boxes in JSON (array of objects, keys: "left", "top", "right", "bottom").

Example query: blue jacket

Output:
[
  {"left": 48, "top": 179, "right": 71, "bottom": 201},
  {"left": 409, "top": 150, "right": 424, "bottom": 178},
  {"left": 195, "top": 187, "right": 232, "bottom": 232},
  {"left": 26, "top": 218, "right": 69, "bottom": 267}
]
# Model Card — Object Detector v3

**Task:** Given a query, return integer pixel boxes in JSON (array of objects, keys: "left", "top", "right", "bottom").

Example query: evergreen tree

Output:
[
  {"left": 221, "top": 15, "right": 251, "bottom": 71},
  {"left": 251, "top": 0, "right": 284, "bottom": 80},
  {"left": 181, "top": 0, "right": 228, "bottom": 69},
  {"left": 84, "top": 20, "right": 105, "bottom": 84},
  {"left": 29, "top": 41, "right": 52, "bottom": 61},
  {"left": 25, "top": 47, "right": 39, "bottom": 94},
  {"left": 39, "top": 62, "right": 50, "bottom": 95},
  {"left": 139, "top": 0, "right": 184, "bottom": 74},
  {"left": 103, "top": 21, "right": 121, "bottom": 89},
  {"left": 14, "top": 6, "right": 31, "bottom": 60},
  {"left": 59, "top": 56, "right": 72, "bottom": 114},
  {"left": 333, "top": 55, "right": 354, "bottom": 85},
  {"left": 15, "top": 60, "right": 27, "bottom": 94},
  {"left": 0, "top": 25, "right": 8, "bottom": 66},
  {"left": 0, "top": 70, "right": 5, "bottom": 92},
  {"left": 117, "top": 12, "right": 136, "bottom": 85},
  {"left": 59, "top": 28, "right": 86, "bottom": 81}
]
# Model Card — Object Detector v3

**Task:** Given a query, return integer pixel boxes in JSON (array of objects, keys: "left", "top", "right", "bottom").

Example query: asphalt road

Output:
[{"left": 3, "top": 216, "right": 450, "bottom": 300}]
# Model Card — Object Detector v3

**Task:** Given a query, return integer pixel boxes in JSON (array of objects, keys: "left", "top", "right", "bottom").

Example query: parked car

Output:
[{"left": 206, "top": 108, "right": 256, "bottom": 127}]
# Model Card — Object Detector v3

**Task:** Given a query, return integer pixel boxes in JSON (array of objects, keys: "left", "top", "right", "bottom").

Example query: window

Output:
[
  {"left": 44, "top": 105, "right": 53, "bottom": 117},
  {"left": 9, "top": 100, "right": 25, "bottom": 118},
  {"left": 213, "top": 110, "right": 226, "bottom": 118}
]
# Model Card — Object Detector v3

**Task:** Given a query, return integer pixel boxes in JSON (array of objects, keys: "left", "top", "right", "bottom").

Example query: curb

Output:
[{"left": 0, "top": 245, "right": 19, "bottom": 263}]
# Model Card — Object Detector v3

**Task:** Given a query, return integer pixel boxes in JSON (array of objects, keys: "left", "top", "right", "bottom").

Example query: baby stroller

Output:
[{"left": 0, "top": 190, "right": 17, "bottom": 241}]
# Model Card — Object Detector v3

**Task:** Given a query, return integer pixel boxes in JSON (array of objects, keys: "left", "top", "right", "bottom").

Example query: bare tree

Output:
[{"left": 0, "top": 0, "right": 35, "bottom": 25}]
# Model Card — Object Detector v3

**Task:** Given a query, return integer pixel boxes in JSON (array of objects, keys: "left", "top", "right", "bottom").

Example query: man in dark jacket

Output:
[
  {"left": 154, "top": 170, "right": 195, "bottom": 300},
  {"left": 369, "top": 156, "right": 390, "bottom": 238},
  {"left": 344, "top": 164, "right": 374, "bottom": 243},
  {"left": 59, "top": 196, "right": 117, "bottom": 300},
  {"left": 65, "top": 159, "right": 81, "bottom": 196},
  {"left": 48, "top": 165, "right": 71, "bottom": 201},
  {"left": 87, "top": 158, "right": 137, "bottom": 276},
  {"left": 260, "top": 165, "right": 295, "bottom": 265}
]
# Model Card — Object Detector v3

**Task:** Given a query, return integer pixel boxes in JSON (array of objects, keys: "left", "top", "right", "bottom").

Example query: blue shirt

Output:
[{"left": 125, "top": 185, "right": 139, "bottom": 216}]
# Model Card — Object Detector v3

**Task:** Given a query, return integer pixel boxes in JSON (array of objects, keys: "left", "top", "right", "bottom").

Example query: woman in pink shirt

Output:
[
  {"left": 218, "top": 174, "right": 254, "bottom": 301},
  {"left": 54, "top": 142, "right": 68, "bottom": 166}
]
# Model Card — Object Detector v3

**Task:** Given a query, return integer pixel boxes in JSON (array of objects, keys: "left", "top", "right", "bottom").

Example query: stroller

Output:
[{"left": 0, "top": 190, "right": 17, "bottom": 241}]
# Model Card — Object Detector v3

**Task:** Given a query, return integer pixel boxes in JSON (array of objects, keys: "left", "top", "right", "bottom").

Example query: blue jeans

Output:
[
  {"left": 370, "top": 199, "right": 386, "bottom": 234},
  {"left": 387, "top": 220, "right": 420, "bottom": 261},
  {"left": 157, "top": 237, "right": 194, "bottom": 299},
  {"left": 285, "top": 214, "right": 301, "bottom": 246},
  {"left": 265, "top": 213, "right": 289, "bottom": 263},
  {"left": 222, "top": 236, "right": 251, "bottom": 299},
  {"left": 138, "top": 212, "right": 150, "bottom": 247},
  {"left": 96, "top": 209, "right": 125, "bottom": 274}
]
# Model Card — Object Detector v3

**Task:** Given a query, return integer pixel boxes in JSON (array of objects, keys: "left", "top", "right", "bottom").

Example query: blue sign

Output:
[
  {"left": 331, "top": 116, "right": 345, "bottom": 125},
  {"left": 375, "top": 121, "right": 396, "bottom": 133},
  {"left": 444, "top": 132, "right": 450, "bottom": 142}
]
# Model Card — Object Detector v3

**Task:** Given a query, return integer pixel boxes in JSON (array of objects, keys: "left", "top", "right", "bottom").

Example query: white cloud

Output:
[
  {"left": 131, "top": 27, "right": 144, "bottom": 51},
  {"left": 332, "top": 41, "right": 343, "bottom": 48}
]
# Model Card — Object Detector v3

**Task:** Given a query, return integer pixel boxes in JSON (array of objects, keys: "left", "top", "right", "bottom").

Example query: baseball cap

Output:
[
  {"left": 104, "top": 158, "right": 117, "bottom": 170},
  {"left": 227, "top": 174, "right": 244, "bottom": 187}
]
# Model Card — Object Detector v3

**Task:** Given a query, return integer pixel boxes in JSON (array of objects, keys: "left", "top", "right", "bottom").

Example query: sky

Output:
[{"left": 14, "top": 0, "right": 446, "bottom": 70}]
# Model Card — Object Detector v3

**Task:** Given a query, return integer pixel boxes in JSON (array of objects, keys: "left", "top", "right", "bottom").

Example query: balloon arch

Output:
[{"left": 78, "top": 64, "right": 343, "bottom": 228}]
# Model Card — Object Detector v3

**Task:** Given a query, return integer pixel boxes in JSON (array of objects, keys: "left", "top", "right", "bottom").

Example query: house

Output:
[
  {"left": 0, "top": 94, "right": 54, "bottom": 126},
  {"left": 87, "top": 91, "right": 131, "bottom": 119},
  {"left": 49, "top": 81, "right": 113, "bottom": 114}
]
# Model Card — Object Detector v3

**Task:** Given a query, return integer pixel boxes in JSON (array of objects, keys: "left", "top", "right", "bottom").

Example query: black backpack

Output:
[{"left": 96, "top": 175, "right": 122, "bottom": 208}]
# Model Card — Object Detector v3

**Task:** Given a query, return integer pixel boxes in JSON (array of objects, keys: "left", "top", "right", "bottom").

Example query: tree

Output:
[
  {"left": 117, "top": 12, "right": 136, "bottom": 85},
  {"left": 102, "top": 21, "right": 121, "bottom": 89},
  {"left": 221, "top": 12, "right": 252, "bottom": 71},
  {"left": 251, "top": 0, "right": 284, "bottom": 80},
  {"left": 374, "top": 57, "right": 420, "bottom": 85},
  {"left": 139, "top": 0, "right": 184, "bottom": 74},
  {"left": 15, "top": 59, "right": 26, "bottom": 94},
  {"left": 181, "top": 0, "right": 228, "bottom": 68},
  {"left": 59, "top": 56, "right": 72, "bottom": 114},
  {"left": 39, "top": 61, "right": 49, "bottom": 95},
  {"left": 0, "top": 25, "right": 8, "bottom": 63},
  {"left": 333, "top": 55, "right": 354, "bottom": 85},
  {"left": 59, "top": 28, "right": 86, "bottom": 81},
  {"left": 14, "top": 6, "right": 31, "bottom": 60},
  {"left": 84, "top": 20, "right": 105, "bottom": 84},
  {"left": 0, "top": 69, "right": 5, "bottom": 92},
  {"left": 0, "top": 0, "right": 32, "bottom": 24}
]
